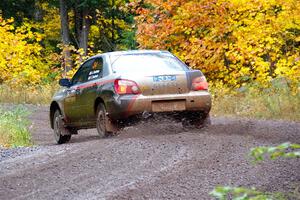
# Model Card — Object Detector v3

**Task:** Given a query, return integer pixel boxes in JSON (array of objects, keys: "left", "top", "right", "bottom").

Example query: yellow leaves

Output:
[
  {"left": 136, "top": 0, "right": 300, "bottom": 89},
  {"left": 275, "top": 55, "right": 300, "bottom": 81},
  {"left": 0, "top": 16, "right": 48, "bottom": 86}
]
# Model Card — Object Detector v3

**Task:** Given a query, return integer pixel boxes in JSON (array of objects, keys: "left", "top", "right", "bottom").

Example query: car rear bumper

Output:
[{"left": 107, "top": 91, "right": 212, "bottom": 120}]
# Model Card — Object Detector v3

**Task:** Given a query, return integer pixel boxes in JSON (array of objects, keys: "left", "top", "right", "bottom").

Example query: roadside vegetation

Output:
[
  {"left": 0, "top": 106, "right": 32, "bottom": 148},
  {"left": 0, "top": 85, "right": 56, "bottom": 105},
  {"left": 211, "top": 82, "right": 300, "bottom": 122}
]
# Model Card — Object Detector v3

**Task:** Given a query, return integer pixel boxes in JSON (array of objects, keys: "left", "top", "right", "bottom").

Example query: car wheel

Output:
[
  {"left": 53, "top": 110, "right": 72, "bottom": 144},
  {"left": 182, "top": 113, "right": 211, "bottom": 129},
  {"left": 96, "top": 103, "right": 118, "bottom": 137}
]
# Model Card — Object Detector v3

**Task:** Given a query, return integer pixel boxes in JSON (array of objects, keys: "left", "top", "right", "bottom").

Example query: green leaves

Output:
[
  {"left": 210, "top": 186, "right": 276, "bottom": 200},
  {"left": 250, "top": 142, "right": 300, "bottom": 162}
]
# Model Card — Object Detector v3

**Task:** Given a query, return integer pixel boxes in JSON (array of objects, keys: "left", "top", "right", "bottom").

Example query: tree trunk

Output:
[
  {"left": 111, "top": 0, "right": 115, "bottom": 51},
  {"left": 59, "top": 0, "right": 72, "bottom": 72},
  {"left": 78, "top": 8, "right": 90, "bottom": 56},
  {"left": 73, "top": 0, "right": 81, "bottom": 46},
  {"left": 73, "top": 1, "right": 90, "bottom": 56},
  {"left": 34, "top": 1, "right": 43, "bottom": 22}
]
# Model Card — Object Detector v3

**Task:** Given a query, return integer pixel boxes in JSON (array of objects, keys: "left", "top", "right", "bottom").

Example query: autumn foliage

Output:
[
  {"left": 0, "top": 0, "right": 299, "bottom": 91},
  {"left": 134, "top": 0, "right": 300, "bottom": 89},
  {"left": 0, "top": 16, "right": 51, "bottom": 86}
]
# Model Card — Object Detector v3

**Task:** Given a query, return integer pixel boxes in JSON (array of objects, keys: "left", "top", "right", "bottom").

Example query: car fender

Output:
[
  {"left": 49, "top": 89, "right": 68, "bottom": 128},
  {"left": 94, "top": 79, "right": 116, "bottom": 114}
]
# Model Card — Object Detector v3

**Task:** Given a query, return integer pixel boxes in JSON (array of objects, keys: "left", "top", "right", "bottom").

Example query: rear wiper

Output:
[{"left": 110, "top": 55, "right": 122, "bottom": 71}]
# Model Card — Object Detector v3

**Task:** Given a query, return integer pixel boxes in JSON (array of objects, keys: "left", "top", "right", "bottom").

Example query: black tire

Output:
[
  {"left": 96, "top": 103, "right": 118, "bottom": 137},
  {"left": 182, "top": 113, "right": 211, "bottom": 129},
  {"left": 53, "top": 110, "right": 72, "bottom": 144}
]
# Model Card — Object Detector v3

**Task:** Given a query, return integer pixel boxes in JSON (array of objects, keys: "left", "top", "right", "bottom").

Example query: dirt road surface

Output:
[{"left": 0, "top": 106, "right": 299, "bottom": 200}]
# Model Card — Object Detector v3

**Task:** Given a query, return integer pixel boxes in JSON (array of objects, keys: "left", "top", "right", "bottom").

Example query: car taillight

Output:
[
  {"left": 192, "top": 76, "right": 208, "bottom": 91},
  {"left": 114, "top": 79, "right": 141, "bottom": 95}
]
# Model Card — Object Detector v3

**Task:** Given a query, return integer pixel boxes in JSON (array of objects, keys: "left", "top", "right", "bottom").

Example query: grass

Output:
[
  {"left": 211, "top": 82, "right": 300, "bottom": 122},
  {"left": 0, "top": 84, "right": 57, "bottom": 105},
  {"left": 0, "top": 106, "right": 33, "bottom": 148}
]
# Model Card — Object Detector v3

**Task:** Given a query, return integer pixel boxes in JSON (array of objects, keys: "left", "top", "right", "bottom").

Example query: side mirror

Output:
[{"left": 59, "top": 78, "right": 71, "bottom": 87}]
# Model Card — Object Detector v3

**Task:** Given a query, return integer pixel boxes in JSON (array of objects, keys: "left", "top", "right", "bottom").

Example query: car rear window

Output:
[{"left": 110, "top": 53, "right": 189, "bottom": 74}]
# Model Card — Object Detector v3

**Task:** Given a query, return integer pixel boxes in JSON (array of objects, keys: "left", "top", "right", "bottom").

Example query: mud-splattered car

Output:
[{"left": 50, "top": 50, "right": 211, "bottom": 144}]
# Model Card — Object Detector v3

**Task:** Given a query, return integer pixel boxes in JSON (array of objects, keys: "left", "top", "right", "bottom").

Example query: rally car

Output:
[{"left": 50, "top": 50, "right": 211, "bottom": 144}]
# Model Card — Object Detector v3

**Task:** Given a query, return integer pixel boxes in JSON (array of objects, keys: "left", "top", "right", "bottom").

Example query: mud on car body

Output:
[{"left": 50, "top": 50, "right": 212, "bottom": 144}]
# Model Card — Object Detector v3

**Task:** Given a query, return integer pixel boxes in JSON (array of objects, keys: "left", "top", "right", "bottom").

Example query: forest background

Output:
[{"left": 0, "top": 0, "right": 299, "bottom": 120}]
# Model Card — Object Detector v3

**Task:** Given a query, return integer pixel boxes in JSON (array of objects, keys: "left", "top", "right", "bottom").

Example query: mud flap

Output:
[
  {"left": 58, "top": 115, "right": 71, "bottom": 136},
  {"left": 105, "top": 113, "right": 119, "bottom": 133}
]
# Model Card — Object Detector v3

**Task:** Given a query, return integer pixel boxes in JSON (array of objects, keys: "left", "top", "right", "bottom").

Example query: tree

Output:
[
  {"left": 0, "top": 0, "right": 136, "bottom": 80},
  {"left": 0, "top": 17, "right": 48, "bottom": 85},
  {"left": 134, "top": 0, "right": 300, "bottom": 89},
  {"left": 59, "top": 0, "right": 72, "bottom": 71},
  {"left": 0, "top": 0, "right": 36, "bottom": 23}
]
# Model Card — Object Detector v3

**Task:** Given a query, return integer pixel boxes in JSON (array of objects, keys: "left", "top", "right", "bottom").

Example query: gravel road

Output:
[{"left": 0, "top": 106, "right": 299, "bottom": 200}]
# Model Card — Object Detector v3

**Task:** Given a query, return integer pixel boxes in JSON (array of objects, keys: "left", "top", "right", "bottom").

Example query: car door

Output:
[
  {"left": 64, "top": 59, "right": 94, "bottom": 124},
  {"left": 81, "top": 57, "right": 105, "bottom": 122}
]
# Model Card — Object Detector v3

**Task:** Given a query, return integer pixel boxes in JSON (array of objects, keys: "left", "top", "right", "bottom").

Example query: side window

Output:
[
  {"left": 87, "top": 57, "right": 103, "bottom": 81},
  {"left": 71, "top": 59, "right": 93, "bottom": 85}
]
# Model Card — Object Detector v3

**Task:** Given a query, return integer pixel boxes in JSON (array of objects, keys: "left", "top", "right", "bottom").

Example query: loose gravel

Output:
[
  {"left": 0, "top": 146, "right": 42, "bottom": 162},
  {"left": 0, "top": 106, "right": 299, "bottom": 200}
]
